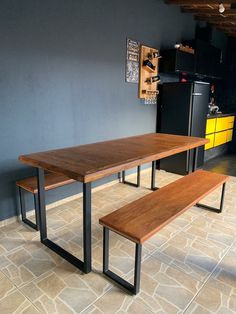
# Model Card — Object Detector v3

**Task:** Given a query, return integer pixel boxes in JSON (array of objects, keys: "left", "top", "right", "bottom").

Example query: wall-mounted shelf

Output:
[{"left": 139, "top": 45, "right": 160, "bottom": 101}]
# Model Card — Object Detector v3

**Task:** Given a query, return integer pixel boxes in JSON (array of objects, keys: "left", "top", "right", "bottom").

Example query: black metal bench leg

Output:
[
  {"left": 103, "top": 227, "right": 142, "bottom": 295},
  {"left": 19, "top": 187, "right": 39, "bottom": 231},
  {"left": 19, "top": 187, "right": 26, "bottom": 221},
  {"left": 33, "top": 193, "right": 40, "bottom": 231},
  {"left": 192, "top": 147, "right": 198, "bottom": 172},
  {"left": 196, "top": 182, "right": 226, "bottom": 213},
  {"left": 122, "top": 166, "right": 141, "bottom": 188},
  {"left": 151, "top": 161, "right": 158, "bottom": 191}
]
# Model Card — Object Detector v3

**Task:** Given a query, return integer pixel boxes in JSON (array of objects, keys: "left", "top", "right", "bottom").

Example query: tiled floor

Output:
[
  {"left": 0, "top": 169, "right": 236, "bottom": 313},
  {"left": 204, "top": 153, "right": 236, "bottom": 176}
]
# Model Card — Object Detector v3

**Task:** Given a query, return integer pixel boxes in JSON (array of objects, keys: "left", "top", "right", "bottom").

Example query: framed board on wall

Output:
[{"left": 125, "top": 38, "right": 140, "bottom": 83}]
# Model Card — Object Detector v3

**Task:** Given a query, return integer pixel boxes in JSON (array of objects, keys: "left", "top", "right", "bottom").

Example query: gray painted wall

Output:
[{"left": 0, "top": 0, "right": 196, "bottom": 221}]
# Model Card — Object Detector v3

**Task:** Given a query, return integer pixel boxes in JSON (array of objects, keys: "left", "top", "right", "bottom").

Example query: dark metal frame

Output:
[
  {"left": 32, "top": 146, "right": 204, "bottom": 275},
  {"left": 192, "top": 147, "right": 199, "bottom": 172},
  {"left": 122, "top": 166, "right": 141, "bottom": 188},
  {"left": 103, "top": 227, "right": 142, "bottom": 295},
  {"left": 18, "top": 187, "right": 39, "bottom": 231},
  {"left": 36, "top": 168, "right": 92, "bottom": 273},
  {"left": 196, "top": 182, "right": 226, "bottom": 213},
  {"left": 120, "top": 161, "right": 158, "bottom": 191},
  {"left": 192, "top": 147, "right": 226, "bottom": 213},
  {"left": 151, "top": 160, "right": 158, "bottom": 191}
]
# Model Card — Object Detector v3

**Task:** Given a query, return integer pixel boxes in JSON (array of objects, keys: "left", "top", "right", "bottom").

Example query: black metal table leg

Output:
[
  {"left": 122, "top": 166, "right": 141, "bottom": 188},
  {"left": 83, "top": 182, "right": 92, "bottom": 273},
  {"left": 196, "top": 183, "right": 226, "bottom": 213},
  {"left": 151, "top": 161, "right": 158, "bottom": 191},
  {"left": 192, "top": 147, "right": 198, "bottom": 172},
  {"left": 37, "top": 168, "right": 47, "bottom": 241},
  {"left": 103, "top": 227, "right": 142, "bottom": 295},
  {"left": 36, "top": 168, "right": 92, "bottom": 273}
]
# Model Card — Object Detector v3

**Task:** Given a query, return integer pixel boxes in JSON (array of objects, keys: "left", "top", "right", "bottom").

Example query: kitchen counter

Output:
[{"left": 207, "top": 113, "right": 235, "bottom": 119}]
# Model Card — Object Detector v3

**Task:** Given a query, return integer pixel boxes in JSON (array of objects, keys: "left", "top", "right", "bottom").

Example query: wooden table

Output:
[{"left": 19, "top": 133, "right": 208, "bottom": 273}]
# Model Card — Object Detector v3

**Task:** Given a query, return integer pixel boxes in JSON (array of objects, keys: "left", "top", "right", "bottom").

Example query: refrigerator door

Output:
[
  {"left": 160, "top": 83, "right": 193, "bottom": 174},
  {"left": 189, "top": 82, "right": 209, "bottom": 168},
  {"left": 159, "top": 82, "right": 209, "bottom": 175},
  {"left": 160, "top": 83, "right": 192, "bottom": 136}
]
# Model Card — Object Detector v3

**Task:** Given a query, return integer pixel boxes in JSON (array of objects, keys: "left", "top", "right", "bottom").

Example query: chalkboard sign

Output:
[{"left": 126, "top": 38, "right": 140, "bottom": 83}]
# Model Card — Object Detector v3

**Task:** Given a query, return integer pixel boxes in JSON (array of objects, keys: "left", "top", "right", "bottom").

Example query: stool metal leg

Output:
[
  {"left": 19, "top": 187, "right": 39, "bottom": 230},
  {"left": 103, "top": 227, "right": 142, "bottom": 295},
  {"left": 122, "top": 166, "right": 141, "bottom": 188},
  {"left": 196, "top": 183, "right": 226, "bottom": 213}
]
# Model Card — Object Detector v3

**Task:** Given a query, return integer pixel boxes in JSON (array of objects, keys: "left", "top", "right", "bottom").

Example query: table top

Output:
[{"left": 19, "top": 133, "right": 208, "bottom": 183}]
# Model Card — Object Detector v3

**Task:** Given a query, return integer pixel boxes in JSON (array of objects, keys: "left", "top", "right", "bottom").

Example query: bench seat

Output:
[
  {"left": 16, "top": 173, "right": 75, "bottom": 194},
  {"left": 16, "top": 173, "right": 75, "bottom": 230},
  {"left": 99, "top": 169, "right": 229, "bottom": 294}
]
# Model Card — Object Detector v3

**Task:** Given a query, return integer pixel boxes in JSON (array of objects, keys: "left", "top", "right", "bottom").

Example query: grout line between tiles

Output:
[
  {"left": 182, "top": 239, "right": 236, "bottom": 313},
  {"left": 0, "top": 269, "right": 41, "bottom": 313}
]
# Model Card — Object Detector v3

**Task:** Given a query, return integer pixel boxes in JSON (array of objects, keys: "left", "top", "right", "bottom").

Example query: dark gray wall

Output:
[{"left": 0, "top": 0, "right": 196, "bottom": 221}]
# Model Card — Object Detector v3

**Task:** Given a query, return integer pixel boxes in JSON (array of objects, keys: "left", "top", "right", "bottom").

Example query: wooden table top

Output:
[{"left": 19, "top": 133, "right": 208, "bottom": 183}]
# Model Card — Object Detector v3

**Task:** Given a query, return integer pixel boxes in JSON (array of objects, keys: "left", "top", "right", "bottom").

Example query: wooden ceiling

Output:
[{"left": 166, "top": 0, "right": 236, "bottom": 37}]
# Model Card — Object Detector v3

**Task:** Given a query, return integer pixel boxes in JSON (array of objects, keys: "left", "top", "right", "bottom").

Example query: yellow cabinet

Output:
[
  {"left": 206, "top": 118, "right": 216, "bottom": 135},
  {"left": 205, "top": 115, "right": 235, "bottom": 150},
  {"left": 227, "top": 129, "right": 234, "bottom": 142},
  {"left": 205, "top": 134, "right": 215, "bottom": 150},
  {"left": 214, "top": 131, "right": 227, "bottom": 147},
  {"left": 215, "top": 116, "right": 235, "bottom": 132}
]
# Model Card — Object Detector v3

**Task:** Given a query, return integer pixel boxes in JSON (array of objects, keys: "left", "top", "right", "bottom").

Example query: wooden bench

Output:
[
  {"left": 16, "top": 173, "right": 75, "bottom": 230},
  {"left": 99, "top": 170, "right": 229, "bottom": 294}
]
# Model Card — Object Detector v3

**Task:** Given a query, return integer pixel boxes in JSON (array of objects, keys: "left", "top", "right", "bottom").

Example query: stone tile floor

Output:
[{"left": 0, "top": 169, "right": 236, "bottom": 313}]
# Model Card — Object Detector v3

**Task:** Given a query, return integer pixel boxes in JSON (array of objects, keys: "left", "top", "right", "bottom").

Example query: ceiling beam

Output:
[
  {"left": 195, "top": 15, "right": 236, "bottom": 21},
  {"left": 167, "top": 0, "right": 236, "bottom": 4},
  {"left": 196, "top": 16, "right": 236, "bottom": 24},
  {"left": 165, "top": 0, "right": 236, "bottom": 36},
  {"left": 182, "top": 7, "right": 236, "bottom": 14}
]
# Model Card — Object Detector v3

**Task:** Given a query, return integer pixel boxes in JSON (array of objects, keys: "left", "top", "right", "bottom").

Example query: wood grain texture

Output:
[
  {"left": 16, "top": 173, "right": 75, "bottom": 194},
  {"left": 19, "top": 133, "right": 208, "bottom": 183},
  {"left": 99, "top": 170, "right": 228, "bottom": 244}
]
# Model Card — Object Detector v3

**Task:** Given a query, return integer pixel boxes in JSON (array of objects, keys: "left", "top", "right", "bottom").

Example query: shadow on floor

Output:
[{"left": 204, "top": 153, "right": 236, "bottom": 176}]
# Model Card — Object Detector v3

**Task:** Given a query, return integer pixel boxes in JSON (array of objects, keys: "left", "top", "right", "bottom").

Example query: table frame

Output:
[{"left": 35, "top": 146, "right": 199, "bottom": 274}]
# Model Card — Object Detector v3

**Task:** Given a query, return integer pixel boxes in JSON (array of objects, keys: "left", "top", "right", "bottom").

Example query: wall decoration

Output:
[
  {"left": 139, "top": 45, "right": 161, "bottom": 104},
  {"left": 125, "top": 38, "right": 140, "bottom": 83}
]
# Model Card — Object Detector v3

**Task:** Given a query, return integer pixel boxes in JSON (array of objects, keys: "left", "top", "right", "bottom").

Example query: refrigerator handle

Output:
[{"left": 192, "top": 93, "right": 203, "bottom": 96}]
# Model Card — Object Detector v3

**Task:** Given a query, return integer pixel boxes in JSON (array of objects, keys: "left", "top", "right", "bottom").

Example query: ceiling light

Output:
[{"left": 219, "top": 2, "right": 225, "bottom": 13}]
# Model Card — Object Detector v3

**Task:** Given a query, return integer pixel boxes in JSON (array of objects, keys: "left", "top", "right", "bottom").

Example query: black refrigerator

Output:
[{"left": 159, "top": 81, "right": 209, "bottom": 175}]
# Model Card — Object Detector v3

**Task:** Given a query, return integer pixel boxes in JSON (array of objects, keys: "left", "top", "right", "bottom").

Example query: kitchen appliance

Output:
[
  {"left": 208, "top": 104, "right": 219, "bottom": 115},
  {"left": 159, "top": 81, "right": 209, "bottom": 175}
]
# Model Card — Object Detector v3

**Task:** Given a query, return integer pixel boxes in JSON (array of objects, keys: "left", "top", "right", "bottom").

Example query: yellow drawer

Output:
[
  {"left": 227, "top": 129, "right": 234, "bottom": 142},
  {"left": 206, "top": 119, "right": 216, "bottom": 134},
  {"left": 205, "top": 134, "right": 215, "bottom": 150},
  {"left": 228, "top": 116, "right": 235, "bottom": 124},
  {"left": 214, "top": 131, "right": 227, "bottom": 147},
  {"left": 215, "top": 116, "right": 235, "bottom": 132}
]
